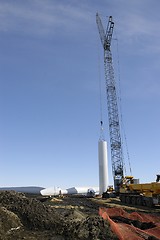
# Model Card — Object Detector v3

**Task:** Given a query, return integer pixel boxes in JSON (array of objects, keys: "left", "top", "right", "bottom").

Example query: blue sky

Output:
[{"left": 0, "top": 0, "right": 160, "bottom": 188}]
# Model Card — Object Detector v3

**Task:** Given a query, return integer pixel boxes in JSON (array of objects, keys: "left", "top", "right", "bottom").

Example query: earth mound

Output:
[{"left": 0, "top": 191, "right": 117, "bottom": 239}]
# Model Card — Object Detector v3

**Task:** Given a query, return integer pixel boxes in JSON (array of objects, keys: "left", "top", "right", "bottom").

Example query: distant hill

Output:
[{"left": 0, "top": 186, "right": 44, "bottom": 194}]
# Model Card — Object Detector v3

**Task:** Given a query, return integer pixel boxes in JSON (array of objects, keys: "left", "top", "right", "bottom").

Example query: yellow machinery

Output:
[{"left": 119, "top": 175, "right": 160, "bottom": 207}]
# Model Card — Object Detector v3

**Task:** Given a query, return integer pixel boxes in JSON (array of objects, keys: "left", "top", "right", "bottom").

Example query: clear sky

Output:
[{"left": 0, "top": 0, "right": 160, "bottom": 188}]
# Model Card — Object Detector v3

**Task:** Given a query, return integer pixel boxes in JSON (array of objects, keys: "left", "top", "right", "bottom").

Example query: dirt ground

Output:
[
  {"left": 0, "top": 191, "right": 118, "bottom": 240},
  {"left": 0, "top": 191, "right": 160, "bottom": 240}
]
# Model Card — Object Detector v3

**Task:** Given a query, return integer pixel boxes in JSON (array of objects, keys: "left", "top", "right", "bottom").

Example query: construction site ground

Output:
[{"left": 0, "top": 191, "right": 160, "bottom": 240}]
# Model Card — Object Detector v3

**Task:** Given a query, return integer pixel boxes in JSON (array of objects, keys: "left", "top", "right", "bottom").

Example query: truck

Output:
[{"left": 119, "top": 175, "right": 160, "bottom": 207}]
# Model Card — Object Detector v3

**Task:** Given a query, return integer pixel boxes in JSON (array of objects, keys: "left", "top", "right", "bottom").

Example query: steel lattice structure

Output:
[{"left": 96, "top": 13, "right": 124, "bottom": 192}]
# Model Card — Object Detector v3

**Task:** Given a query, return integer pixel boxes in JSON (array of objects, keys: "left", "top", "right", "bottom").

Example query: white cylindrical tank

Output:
[{"left": 98, "top": 140, "right": 108, "bottom": 195}]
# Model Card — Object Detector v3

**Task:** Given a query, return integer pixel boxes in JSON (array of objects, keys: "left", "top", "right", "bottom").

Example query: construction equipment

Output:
[
  {"left": 120, "top": 175, "right": 160, "bottom": 207},
  {"left": 96, "top": 13, "right": 124, "bottom": 193},
  {"left": 96, "top": 14, "right": 160, "bottom": 207}
]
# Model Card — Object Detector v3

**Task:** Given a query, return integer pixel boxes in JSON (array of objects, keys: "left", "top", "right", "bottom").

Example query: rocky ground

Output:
[{"left": 0, "top": 191, "right": 160, "bottom": 239}]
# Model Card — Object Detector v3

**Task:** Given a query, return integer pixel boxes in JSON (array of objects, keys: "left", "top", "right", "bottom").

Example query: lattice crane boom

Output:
[{"left": 96, "top": 13, "right": 124, "bottom": 193}]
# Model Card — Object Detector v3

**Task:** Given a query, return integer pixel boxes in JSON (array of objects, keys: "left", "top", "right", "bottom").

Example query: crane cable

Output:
[
  {"left": 97, "top": 35, "right": 104, "bottom": 140},
  {"left": 114, "top": 31, "right": 132, "bottom": 176}
]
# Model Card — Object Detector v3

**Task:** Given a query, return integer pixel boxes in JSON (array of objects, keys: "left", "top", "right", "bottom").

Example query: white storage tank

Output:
[{"left": 98, "top": 140, "right": 108, "bottom": 195}]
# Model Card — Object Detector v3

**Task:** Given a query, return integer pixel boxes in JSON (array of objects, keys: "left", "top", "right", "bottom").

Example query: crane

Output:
[{"left": 96, "top": 13, "right": 124, "bottom": 193}]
